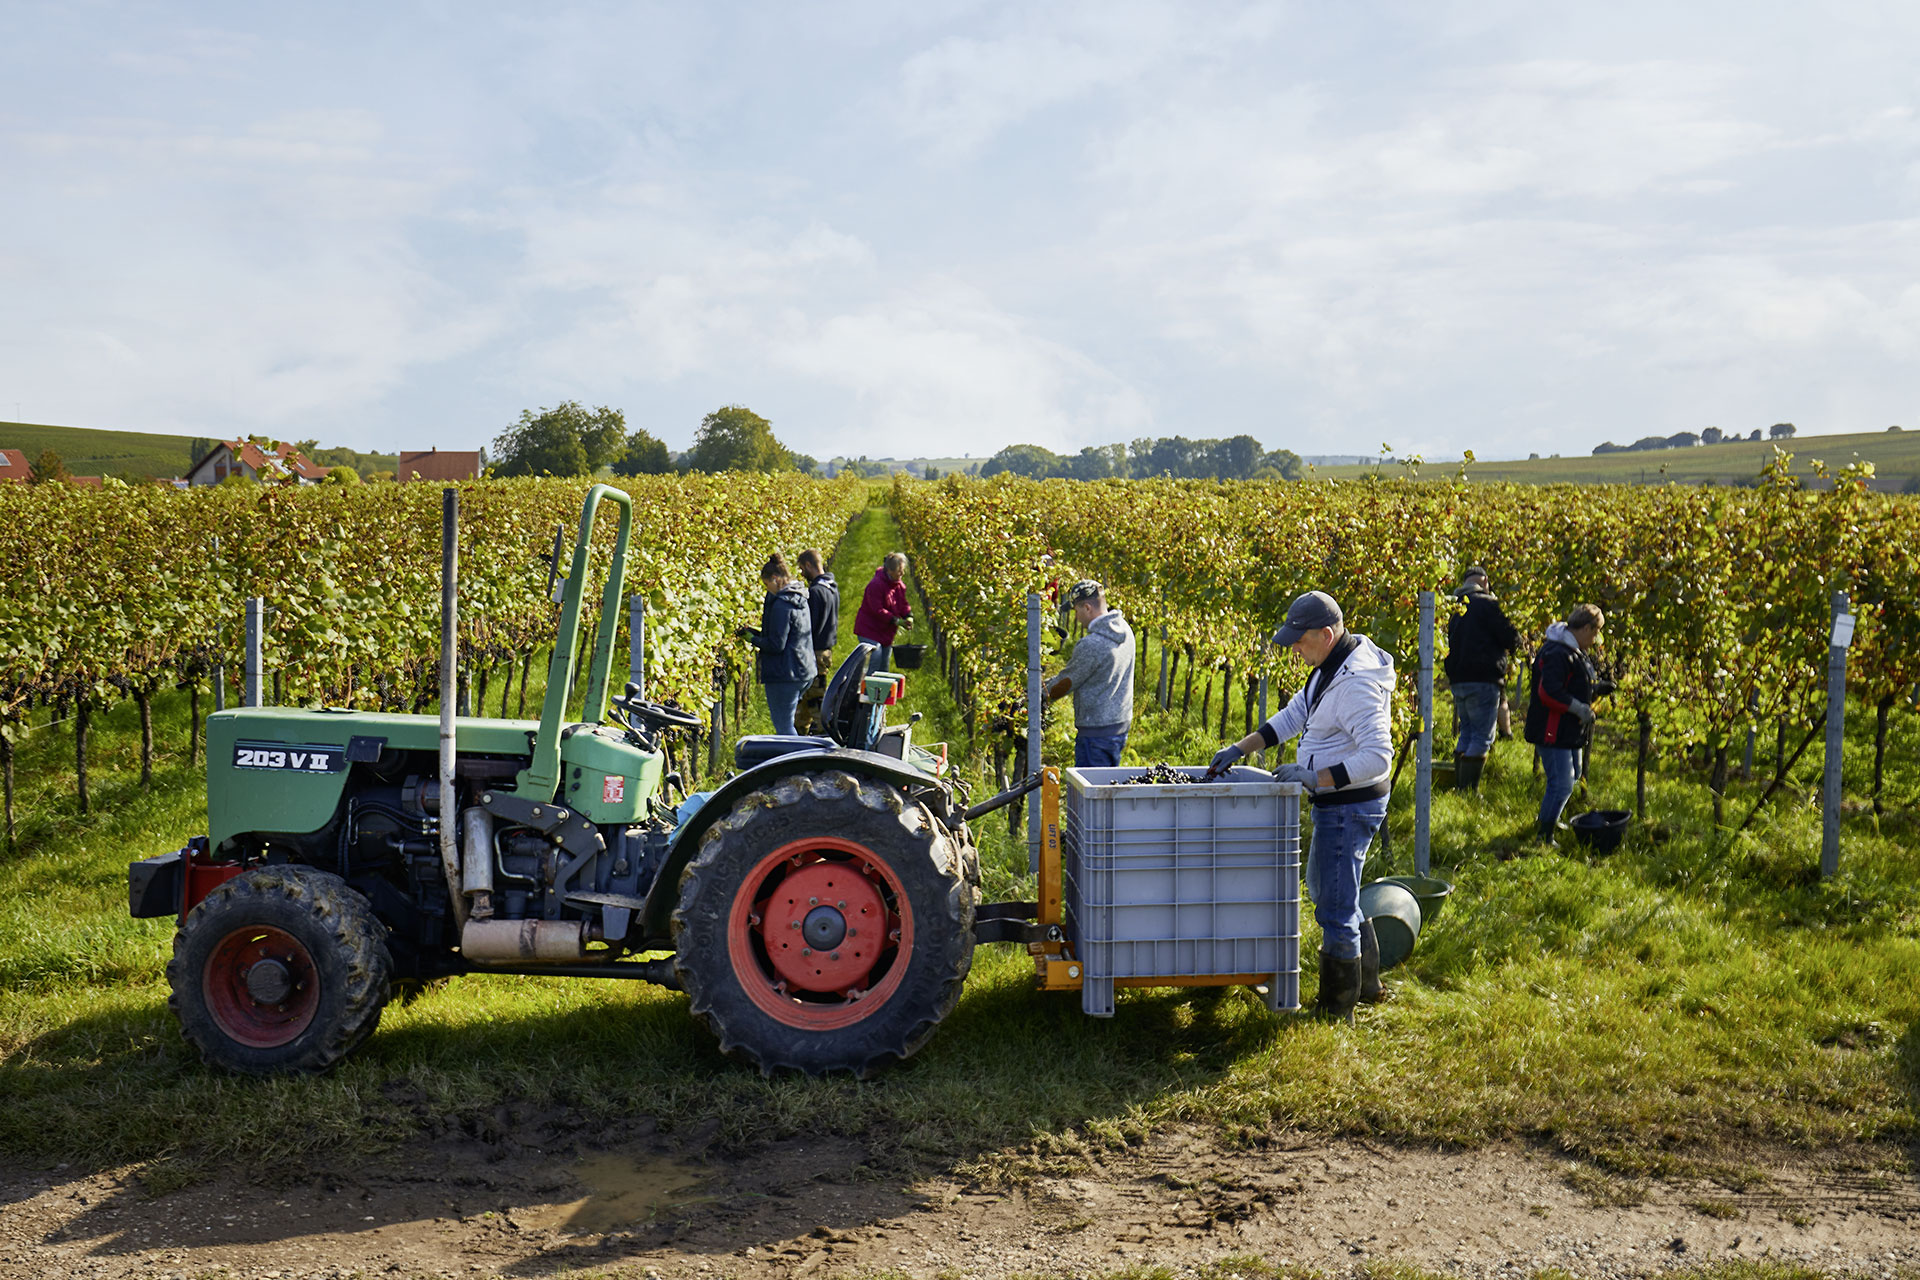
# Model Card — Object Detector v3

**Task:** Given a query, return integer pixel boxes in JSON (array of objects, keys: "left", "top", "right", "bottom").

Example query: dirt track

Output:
[{"left": 2, "top": 1123, "right": 1916, "bottom": 1280}]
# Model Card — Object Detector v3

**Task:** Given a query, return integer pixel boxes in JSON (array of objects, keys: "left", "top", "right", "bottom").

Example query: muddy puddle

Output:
[{"left": 521, "top": 1152, "right": 718, "bottom": 1235}]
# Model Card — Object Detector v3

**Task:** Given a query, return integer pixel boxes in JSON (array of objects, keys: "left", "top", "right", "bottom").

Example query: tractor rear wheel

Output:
[
  {"left": 671, "top": 769, "right": 975, "bottom": 1076},
  {"left": 167, "top": 864, "right": 392, "bottom": 1074}
]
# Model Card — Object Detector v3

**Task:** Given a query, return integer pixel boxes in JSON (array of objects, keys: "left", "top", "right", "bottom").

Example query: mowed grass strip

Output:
[{"left": 0, "top": 506, "right": 1916, "bottom": 1185}]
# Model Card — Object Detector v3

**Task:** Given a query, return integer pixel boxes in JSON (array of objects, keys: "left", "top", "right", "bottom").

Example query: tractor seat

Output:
[{"left": 733, "top": 734, "right": 835, "bottom": 769}]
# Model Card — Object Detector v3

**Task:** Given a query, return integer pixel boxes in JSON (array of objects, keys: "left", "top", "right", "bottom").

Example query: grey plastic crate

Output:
[{"left": 1063, "top": 764, "right": 1301, "bottom": 1017}]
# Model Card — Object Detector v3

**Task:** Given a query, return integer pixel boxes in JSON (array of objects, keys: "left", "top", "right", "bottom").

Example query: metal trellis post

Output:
[
  {"left": 244, "top": 597, "right": 264, "bottom": 708},
  {"left": 1416, "top": 591, "right": 1434, "bottom": 877},
  {"left": 1823, "top": 592, "right": 1852, "bottom": 879},
  {"left": 1028, "top": 593, "right": 1043, "bottom": 873},
  {"left": 629, "top": 595, "right": 646, "bottom": 699}
]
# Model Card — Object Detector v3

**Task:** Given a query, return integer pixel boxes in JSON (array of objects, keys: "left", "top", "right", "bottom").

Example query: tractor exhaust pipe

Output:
[
  {"left": 460, "top": 805, "right": 494, "bottom": 919},
  {"left": 461, "top": 918, "right": 591, "bottom": 963},
  {"left": 438, "top": 487, "right": 466, "bottom": 933}
]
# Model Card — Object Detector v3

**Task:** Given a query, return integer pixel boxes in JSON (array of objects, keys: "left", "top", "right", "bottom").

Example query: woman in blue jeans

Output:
[
  {"left": 1523, "top": 604, "right": 1607, "bottom": 841},
  {"left": 737, "top": 553, "right": 815, "bottom": 737}
]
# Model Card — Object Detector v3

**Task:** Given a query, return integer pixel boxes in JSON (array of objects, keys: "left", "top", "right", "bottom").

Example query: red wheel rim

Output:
[
  {"left": 726, "top": 836, "right": 913, "bottom": 1031},
  {"left": 203, "top": 925, "right": 320, "bottom": 1048}
]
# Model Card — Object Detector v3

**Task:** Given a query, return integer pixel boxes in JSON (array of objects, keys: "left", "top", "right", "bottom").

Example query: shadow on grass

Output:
[{"left": 0, "top": 948, "right": 1305, "bottom": 1258}]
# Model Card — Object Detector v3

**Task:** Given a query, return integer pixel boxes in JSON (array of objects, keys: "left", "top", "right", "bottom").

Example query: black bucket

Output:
[
  {"left": 891, "top": 643, "right": 927, "bottom": 670},
  {"left": 1570, "top": 809, "right": 1630, "bottom": 854}
]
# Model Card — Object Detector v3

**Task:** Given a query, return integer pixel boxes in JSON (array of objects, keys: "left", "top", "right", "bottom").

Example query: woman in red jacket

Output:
[{"left": 853, "top": 551, "right": 914, "bottom": 671}]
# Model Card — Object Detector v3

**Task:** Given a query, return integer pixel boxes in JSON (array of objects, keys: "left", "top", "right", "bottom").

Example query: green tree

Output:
[
  {"left": 981, "top": 443, "right": 1065, "bottom": 478},
  {"left": 1064, "top": 444, "right": 1127, "bottom": 480},
  {"left": 1263, "top": 448, "right": 1304, "bottom": 480},
  {"left": 683, "top": 406, "right": 791, "bottom": 473},
  {"left": 29, "top": 448, "right": 69, "bottom": 485},
  {"left": 491, "top": 403, "right": 606, "bottom": 477},
  {"left": 1770, "top": 422, "right": 1797, "bottom": 440},
  {"left": 326, "top": 465, "right": 361, "bottom": 485},
  {"left": 187, "top": 437, "right": 218, "bottom": 471},
  {"left": 612, "top": 428, "right": 674, "bottom": 476}
]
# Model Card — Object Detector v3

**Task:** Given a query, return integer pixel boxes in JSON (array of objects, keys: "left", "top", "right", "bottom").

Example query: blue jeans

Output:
[
  {"left": 1538, "top": 746, "right": 1578, "bottom": 829},
  {"left": 1451, "top": 682, "right": 1500, "bottom": 757},
  {"left": 866, "top": 643, "right": 892, "bottom": 673},
  {"left": 763, "top": 679, "right": 808, "bottom": 737},
  {"left": 1074, "top": 732, "right": 1128, "bottom": 768},
  {"left": 1304, "top": 796, "right": 1389, "bottom": 959}
]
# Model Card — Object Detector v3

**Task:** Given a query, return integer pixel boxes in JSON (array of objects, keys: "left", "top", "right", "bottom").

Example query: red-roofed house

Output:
[
  {"left": 395, "top": 448, "right": 486, "bottom": 482},
  {"left": 0, "top": 449, "right": 30, "bottom": 484},
  {"left": 184, "top": 439, "right": 329, "bottom": 487}
]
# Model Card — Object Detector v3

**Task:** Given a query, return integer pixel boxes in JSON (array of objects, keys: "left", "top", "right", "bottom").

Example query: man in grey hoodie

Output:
[
  {"left": 1045, "top": 580, "right": 1136, "bottom": 767},
  {"left": 1209, "top": 590, "right": 1395, "bottom": 1021}
]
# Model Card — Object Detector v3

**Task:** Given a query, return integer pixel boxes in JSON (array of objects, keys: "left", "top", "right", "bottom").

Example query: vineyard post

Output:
[
  {"left": 1257, "top": 675, "right": 1269, "bottom": 766},
  {"left": 1157, "top": 626, "right": 1169, "bottom": 709},
  {"left": 1822, "top": 592, "right": 1853, "bottom": 879},
  {"left": 213, "top": 663, "right": 225, "bottom": 712},
  {"left": 629, "top": 595, "right": 646, "bottom": 699},
  {"left": 438, "top": 488, "right": 463, "bottom": 932},
  {"left": 1027, "top": 593, "right": 1042, "bottom": 872},
  {"left": 244, "top": 597, "right": 264, "bottom": 708},
  {"left": 1742, "top": 691, "right": 1758, "bottom": 779},
  {"left": 1416, "top": 591, "right": 1433, "bottom": 877}
]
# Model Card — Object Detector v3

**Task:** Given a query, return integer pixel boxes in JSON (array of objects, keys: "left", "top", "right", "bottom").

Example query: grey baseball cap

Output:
[{"left": 1272, "top": 590, "right": 1343, "bottom": 646}]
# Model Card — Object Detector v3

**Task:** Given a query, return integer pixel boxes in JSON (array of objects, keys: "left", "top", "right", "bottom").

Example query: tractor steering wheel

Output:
[{"left": 619, "top": 694, "right": 703, "bottom": 734}]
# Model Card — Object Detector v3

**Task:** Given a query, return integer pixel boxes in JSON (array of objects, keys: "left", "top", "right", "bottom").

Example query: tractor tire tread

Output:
[
  {"left": 671, "top": 770, "right": 974, "bottom": 1077},
  {"left": 166, "top": 864, "right": 392, "bottom": 1075}
]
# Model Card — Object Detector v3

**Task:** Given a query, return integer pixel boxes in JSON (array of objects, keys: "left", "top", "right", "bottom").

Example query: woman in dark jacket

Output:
[
  {"left": 1523, "top": 603, "right": 1605, "bottom": 841},
  {"left": 738, "top": 553, "right": 814, "bottom": 736}
]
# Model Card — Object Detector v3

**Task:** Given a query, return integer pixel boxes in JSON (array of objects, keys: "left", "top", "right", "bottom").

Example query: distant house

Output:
[
  {"left": 0, "top": 449, "right": 30, "bottom": 484},
  {"left": 184, "top": 439, "right": 328, "bottom": 487},
  {"left": 395, "top": 448, "right": 485, "bottom": 483}
]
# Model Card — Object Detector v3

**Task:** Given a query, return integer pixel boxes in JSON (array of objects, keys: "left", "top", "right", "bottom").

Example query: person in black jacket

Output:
[
  {"left": 794, "top": 548, "right": 838, "bottom": 734},
  {"left": 737, "top": 553, "right": 814, "bottom": 737},
  {"left": 1444, "top": 567, "right": 1519, "bottom": 793},
  {"left": 1523, "top": 603, "right": 1605, "bottom": 841}
]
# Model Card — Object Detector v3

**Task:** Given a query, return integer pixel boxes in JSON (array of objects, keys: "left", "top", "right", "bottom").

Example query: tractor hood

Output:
[{"left": 204, "top": 707, "right": 661, "bottom": 852}]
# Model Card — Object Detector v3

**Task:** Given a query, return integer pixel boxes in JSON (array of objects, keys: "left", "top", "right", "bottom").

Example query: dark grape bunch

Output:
[{"left": 1122, "top": 762, "right": 1197, "bottom": 785}]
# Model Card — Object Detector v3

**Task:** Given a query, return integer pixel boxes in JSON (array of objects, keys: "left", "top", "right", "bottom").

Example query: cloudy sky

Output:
[{"left": 3, "top": 1, "right": 1917, "bottom": 463}]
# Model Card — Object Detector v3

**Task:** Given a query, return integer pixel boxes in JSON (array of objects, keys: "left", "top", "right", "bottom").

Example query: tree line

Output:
[
  {"left": 978, "top": 435, "right": 1305, "bottom": 483},
  {"left": 1593, "top": 423, "right": 1797, "bottom": 455},
  {"left": 490, "top": 403, "right": 816, "bottom": 479}
]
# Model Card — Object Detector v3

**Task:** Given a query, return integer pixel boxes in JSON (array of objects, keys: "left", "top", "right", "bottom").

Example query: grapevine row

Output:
[
  {"left": 894, "top": 468, "right": 1920, "bottom": 807},
  {"left": 0, "top": 473, "right": 866, "bottom": 817}
]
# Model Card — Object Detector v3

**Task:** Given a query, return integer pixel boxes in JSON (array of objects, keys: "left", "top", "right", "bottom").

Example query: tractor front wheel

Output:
[
  {"left": 167, "top": 864, "right": 392, "bottom": 1074},
  {"left": 671, "top": 770, "right": 975, "bottom": 1076}
]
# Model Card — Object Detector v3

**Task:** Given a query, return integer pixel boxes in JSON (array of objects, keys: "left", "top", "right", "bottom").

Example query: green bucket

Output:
[
  {"left": 1358, "top": 880, "right": 1422, "bottom": 969},
  {"left": 1381, "top": 874, "right": 1453, "bottom": 927}
]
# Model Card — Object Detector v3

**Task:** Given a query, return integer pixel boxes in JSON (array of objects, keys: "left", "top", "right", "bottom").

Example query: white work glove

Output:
[
  {"left": 1274, "top": 762, "right": 1319, "bottom": 790},
  {"left": 1568, "top": 699, "right": 1595, "bottom": 727}
]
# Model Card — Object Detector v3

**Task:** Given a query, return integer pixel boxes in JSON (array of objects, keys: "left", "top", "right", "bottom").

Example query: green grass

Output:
[
  {"left": 1314, "top": 427, "right": 1920, "bottom": 492},
  {"left": 2, "top": 508, "right": 1918, "bottom": 1188}
]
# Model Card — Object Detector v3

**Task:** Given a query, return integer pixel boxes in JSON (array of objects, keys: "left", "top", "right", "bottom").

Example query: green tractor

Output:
[{"left": 130, "top": 485, "right": 995, "bottom": 1077}]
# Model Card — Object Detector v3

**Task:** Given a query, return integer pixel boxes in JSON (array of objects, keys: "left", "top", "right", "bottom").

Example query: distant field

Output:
[
  {"left": 0, "top": 420, "right": 200, "bottom": 480},
  {"left": 0, "top": 420, "right": 398, "bottom": 480},
  {"left": 1314, "top": 428, "right": 1920, "bottom": 492}
]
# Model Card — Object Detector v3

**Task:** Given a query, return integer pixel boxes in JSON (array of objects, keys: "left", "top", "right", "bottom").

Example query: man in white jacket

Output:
[{"left": 1208, "top": 590, "right": 1395, "bottom": 1020}]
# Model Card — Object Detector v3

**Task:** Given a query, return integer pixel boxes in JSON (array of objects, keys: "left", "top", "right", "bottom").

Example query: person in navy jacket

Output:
[
  {"left": 737, "top": 553, "right": 814, "bottom": 736},
  {"left": 1523, "top": 603, "right": 1608, "bottom": 841}
]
